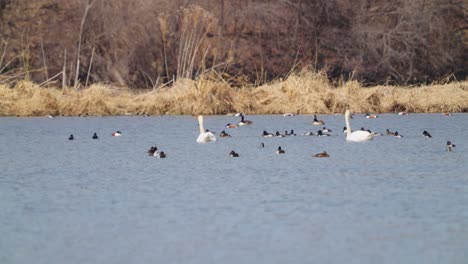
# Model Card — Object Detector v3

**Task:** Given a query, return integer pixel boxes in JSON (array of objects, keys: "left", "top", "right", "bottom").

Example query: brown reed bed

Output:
[{"left": 1, "top": 70, "right": 467, "bottom": 116}]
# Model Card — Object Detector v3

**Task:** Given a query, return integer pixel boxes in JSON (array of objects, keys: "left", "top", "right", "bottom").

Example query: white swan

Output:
[
  {"left": 345, "top": 110, "right": 374, "bottom": 142},
  {"left": 196, "top": 115, "right": 216, "bottom": 143}
]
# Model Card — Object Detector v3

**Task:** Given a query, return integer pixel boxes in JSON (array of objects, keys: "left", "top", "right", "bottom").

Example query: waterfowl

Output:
[
  {"left": 312, "top": 115, "right": 325, "bottom": 125},
  {"left": 220, "top": 130, "right": 231, "bottom": 138},
  {"left": 423, "top": 130, "right": 432, "bottom": 138},
  {"left": 446, "top": 141, "right": 456, "bottom": 152},
  {"left": 386, "top": 129, "right": 396, "bottom": 136},
  {"left": 289, "top": 129, "right": 296, "bottom": 136},
  {"left": 68, "top": 134, "right": 74, "bottom": 140},
  {"left": 112, "top": 131, "right": 122, "bottom": 137},
  {"left": 345, "top": 110, "right": 374, "bottom": 142},
  {"left": 314, "top": 151, "right": 330, "bottom": 158},
  {"left": 394, "top": 131, "right": 403, "bottom": 138},
  {"left": 238, "top": 113, "right": 253, "bottom": 126},
  {"left": 229, "top": 150, "right": 240, "bottom": 157},
  {"left": 303, "top": 131, "right": 315, "bottom": 136},
  {"left": 275, "top": 131, "right": 285, "bottom": 137},
  {"left": 283, "top": 113, "right": 296, "bottom": 117},
  {"left": 442, "top": 112, "right": 452, "bottom": 116},
  {"left": 322, "top": 127, "right": 332, "bottom": 133},
  {"left": 45, "top": 114, "right": 54, "bottom": 118},
  {"left": 317, "top": 130, "right": 331, "bottom": 136},
  {"left": 92, "top": 133, "right": 98, "bottom": 139},
  {"left": 260, "top": 142, "right": 265, "bottom": 148},
  {"left": 148, "top": 146, "right": 158, "bottom": 155},
  {"left": 196, "top": 115, "right": 216, "bottom": 143},
  {"left": 276, "top": 146, "right": 285, "bottom": 154},
  {"left": 262, "top": 131, "right": 274, "bottom": 137},
  {"left": 158, "top": 151, "right": 166, "bottom": 158},
  {"left": 343, "top": 126, "right": 348, "bottom": 134},
  {"left": 398, "top": 112, "right": 408, "bottom": 116},
  {"left": 225, "top": 123, "right": 238, "bottom": 128},
  {"left": 365, "top": 113, "right": 378, "bottom": 119}
]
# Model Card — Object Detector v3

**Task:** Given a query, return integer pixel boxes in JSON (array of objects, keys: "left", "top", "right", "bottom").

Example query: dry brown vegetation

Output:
[
  {"left": 0, "top": 0, "right": 466, "bottom": 87},
  {"left": 1, "top": 70, "right": 467, "bottom": 116}
]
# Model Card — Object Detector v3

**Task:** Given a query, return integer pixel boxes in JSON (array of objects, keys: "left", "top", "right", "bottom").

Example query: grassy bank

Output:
[{"left": 1, "top": 71, "right": 467, "bottom": 116}]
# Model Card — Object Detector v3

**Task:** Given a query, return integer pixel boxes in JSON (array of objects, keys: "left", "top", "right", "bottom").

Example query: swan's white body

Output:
[
  {"left": 196, "top": 115, "right": 216, "bottom": 143},
  {"left": 345, "top": 110, "right": 373, "bottom": 142}
]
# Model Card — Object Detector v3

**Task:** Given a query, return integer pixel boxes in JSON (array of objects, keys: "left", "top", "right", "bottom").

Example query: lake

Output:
[{"left": 1, "top": 114, "right": 467, "bottom": 264}]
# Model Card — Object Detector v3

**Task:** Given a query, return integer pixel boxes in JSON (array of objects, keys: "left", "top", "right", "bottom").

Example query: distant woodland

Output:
[{"left": 0, "top": 0, "right": 466, "bottom": 88}]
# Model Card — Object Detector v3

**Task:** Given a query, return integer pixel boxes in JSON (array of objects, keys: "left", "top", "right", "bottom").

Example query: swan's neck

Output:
[
  {"left": 198, "top": 116, "right": 205, "bottom": 134},
  {"left": 345, "top": 111, "right": 352, "bottom": 136}
]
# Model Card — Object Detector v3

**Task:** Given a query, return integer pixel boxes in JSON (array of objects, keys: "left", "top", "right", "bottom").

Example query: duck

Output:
[
  {"left": 112, "top": 131, "right": 122, "bottom": 137},
  {"left": 92, "top": 133, "right": 98, "bottom": 139},
  {"left": 260, "top": 142, "right": 265, "bottom": 148},
  {"left": 283, "top": 113, "right": 296, "bottom": 117},
  {"left": 220, "top": 130, "right": 231, "bottom": 138},
  {"left": 303, "top": 131, "right": 315, "bottom": 136},
  {"left": 423, "top": 130, "right": 432, "bottom": 138},
  {"left": 275, "top": 131, "right": 285, "bottom": 137},
  {"left": 147, "top": 146, "right": 158, "bottom": 155},
  {"left": 317, "top": 130, "right": 331, "bottom": 136},
  {"left": 45, "top": 114, "right": 54, "bottom": 118},
  {"left": 196, "top": 115, "right": 216, "bottom": 143},
  {"left": 442, "top": 112, "right": 452, "bottom": 116},
  {"left": 68, "top": 134, "right": 74, "bottom": 140},
  {"left": 446, "top": 141, "right": 456, "bottom": 152},
  {"left": 343, "top": 126, "right": 348, "bottom": 134},
  {"left": 262, "top": 131, "right": 274, "bottom": 137},
  {"left": 314, "top": 151, "right": 330, "bottom": 158},
  {"left": 365, "top": 113, "right": 378, "bottom": 119},
  {"left": 312, "top": 115, "right": 325, "bottom": 125},
  {"left": 225, "top": 123, "right": 238, "bottom": 128},
  {"left": 229, "top": 150, "right": 240, "bottom": 157},
  {"left": 289, "top": 129, "right": 296, "bottom": 136},
  {"left": 322, "top": 127, "right": 332, "bottom": 133},
  {"left": 386, "top": 129, "right": 396, "bottom": 136},
  {"left": 345, "top": 110, "right": 374, "bottom": 142},
  {"left": 148, "top": 147, "right": 166, "bottom": 158},
  {"left": 393, "top": 131, "right": 403, "bottom": 138},
  {"left": 276, "top": 146, "right": 285, "bottom": 154},
  {"left": 238, "top": 113, "right": 253, "bottom": 126},
  {"left": 398, "top": 112, "right": 408, "bottom": 116}
]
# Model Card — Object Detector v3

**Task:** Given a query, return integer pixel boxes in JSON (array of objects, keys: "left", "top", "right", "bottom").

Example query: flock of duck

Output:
[{"left": 67, "top": 110, "right": 457, "bottom": 158}]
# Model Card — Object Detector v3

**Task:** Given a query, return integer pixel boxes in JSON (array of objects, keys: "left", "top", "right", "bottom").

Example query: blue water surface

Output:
[{"left": 1, "top": 114, "right": 467, "bottom": 264}]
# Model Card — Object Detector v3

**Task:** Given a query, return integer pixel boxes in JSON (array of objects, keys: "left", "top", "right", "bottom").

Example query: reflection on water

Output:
[{"left": 1, "top": 114, "right": 467, "bottom": 264}]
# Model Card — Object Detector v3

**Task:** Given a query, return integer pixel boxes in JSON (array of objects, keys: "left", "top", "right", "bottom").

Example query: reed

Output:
[{"left": 1, "top": 70, "right": 467, "bottom": 116}]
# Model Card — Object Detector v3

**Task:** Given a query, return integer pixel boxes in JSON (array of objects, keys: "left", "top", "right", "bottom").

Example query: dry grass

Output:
[{"left": 1, "top": 70, "right": 467, "bottom": 116}]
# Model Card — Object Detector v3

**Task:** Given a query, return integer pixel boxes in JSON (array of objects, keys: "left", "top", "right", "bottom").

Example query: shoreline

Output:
[{"left": 1, "top": 73, "right": 467, "bottom": 117}]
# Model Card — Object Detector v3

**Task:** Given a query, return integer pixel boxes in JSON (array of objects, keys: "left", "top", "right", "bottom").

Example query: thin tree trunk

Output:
[{"left": 74, "top": 0, "right": 96, "bottom": 89}]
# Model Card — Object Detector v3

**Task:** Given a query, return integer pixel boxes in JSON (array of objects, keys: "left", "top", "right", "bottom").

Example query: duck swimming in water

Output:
[
  {"left": 112, "top": 131, "right": 122, "bottom": 137},
  {"left": 314, "top": 151, "right": 330, "bottom": 158},
  {"left": 393, "top": 131, "right": 403, "bottom": 138},
  {"left": 365, "top": 113, "right": 378, "bottom": 119},
  {"left": 262, "top": 131, "right": 274, "bottom": 137},
  {"left": 317, "top": 130, "right": 331, "bottom": 136},
  {"left": 423, "top": 130, "right": 432, "bottom": 138},
  {"left": 322, "top": 127, "right": 332, "bottom": 133},
  {"left": 92, "top": 133, "right": 98, "bottom": 139},
  {"left": 276, "top": 146, "right": 285, "bottom": 154},
  {"left": 225, "top": 123, "right": 238, "bottom": 128},
  {"left": 275, "top": 131, "right": 285, "bottom": 137},
  {"left": 229, "top": 150, "right": 240, "bottom": 157},
  {"left": 303, "top": 131, "right": 315, "bottom": 136},
  {"left": 68, "top": 134, "right": 74, "bottom": 140},
  {"left": 220, "top": 130, "right": 231, "bottom": 138},
  {"left": 386, "top": 129, "right": 396, "bottom": 136},
  {"left": 446, "top": 141, "right": 456, "bottom": 152}
]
